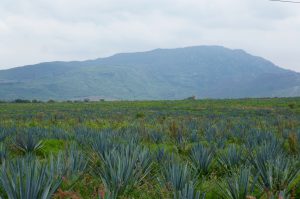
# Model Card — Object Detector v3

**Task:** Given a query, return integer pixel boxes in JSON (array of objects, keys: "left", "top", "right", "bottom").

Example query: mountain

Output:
[{"left": 0, "top": 46, "right": 300, "bottom": 100}]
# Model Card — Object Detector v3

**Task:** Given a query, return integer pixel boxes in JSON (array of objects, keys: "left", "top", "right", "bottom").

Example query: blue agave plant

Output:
[
  {"left": 0, "top": 144, "right": 7, "bottom": 163},
  {"left": 218, "top": 145, "right": 244, "bottom": 171},
  {"left": 217, "top": 168, "right": 257, "bottom": 199},
  {"left": 150, "top": 131, "right": 164, "bottom": 144},
  {"left": 13, "top": 133, "right": 44, "bottom": 154},
  {"left": 50, "top": 144, "right": 87, "bottom": 181},
  {"left": 175, "top": 182, "right": 206, "bottom": 199},
  {"left": 249, "top": 153, "right": 300, "bottom": 197},
  {"left": 0, "top": 157, "right": 62, "bottom": 199},
  {"left": 94, "top": 144, "right": 152, "bottom": 198},
  {"left": 189, "top": 144, "right": 214, "bottom": 176},
  {"left": 162, "top": 160, "right": 197, "bottom": 193}
]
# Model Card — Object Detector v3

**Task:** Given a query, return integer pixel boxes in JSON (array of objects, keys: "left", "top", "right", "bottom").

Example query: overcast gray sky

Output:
[{"left": 0, "top": 0, "right": 299, "bottom": 71}]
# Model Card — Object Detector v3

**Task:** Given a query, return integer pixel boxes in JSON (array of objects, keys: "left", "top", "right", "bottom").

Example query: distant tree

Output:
[
  {"left": 31, "top": 99, "right": 43, "bottom": 103},
  {"left": 14, "top": 99, "right": 31, "bottom": 103},
  {"left": 84, "top": 98, "right": 90, "bottom": 102},
  {"left": 288, "top": 103, "right": 296, "bottom": 109},
  {"left": 185, "top": 96, "right": 196, "bottom": 100},
  {"left": 47, "top": 99, "right": 56, "bottom": 103},
  {"left": 136, "top": 112, "right": 145, "bottom": 118}
]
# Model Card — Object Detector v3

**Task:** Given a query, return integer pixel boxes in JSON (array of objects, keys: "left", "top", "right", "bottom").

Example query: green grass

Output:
[{"left": 41, "top": 139, "right": 66, "bottom": 157}]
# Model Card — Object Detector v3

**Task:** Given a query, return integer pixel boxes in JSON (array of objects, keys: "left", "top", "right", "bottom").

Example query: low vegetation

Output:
[{"left": 0, "top": 98, "right": 299, "bottom": 198}]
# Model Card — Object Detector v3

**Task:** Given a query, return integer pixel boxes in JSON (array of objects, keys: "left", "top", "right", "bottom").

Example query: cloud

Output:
[{"left": 0, "top": 0, "right": 299, "bottom": 71}]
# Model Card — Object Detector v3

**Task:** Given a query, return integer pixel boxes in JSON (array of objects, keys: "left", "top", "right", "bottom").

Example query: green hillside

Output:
[{"left": 0, "top": 46, "right": 299, "bottom": 100}]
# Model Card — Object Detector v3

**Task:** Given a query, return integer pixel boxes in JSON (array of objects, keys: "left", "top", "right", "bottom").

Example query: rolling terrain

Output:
[{"left": 0, "top": 46, "right": 299, "bottom": 100}]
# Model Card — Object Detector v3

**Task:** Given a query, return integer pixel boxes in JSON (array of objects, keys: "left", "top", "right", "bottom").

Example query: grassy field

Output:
[{"left": 0, "top": 98, "right": 300, "bottom": 198}]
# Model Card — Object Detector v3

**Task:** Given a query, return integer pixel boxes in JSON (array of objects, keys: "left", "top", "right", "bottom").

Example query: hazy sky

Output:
[{"left": 0, "top": 0, "right": 299, "bottom": 71}]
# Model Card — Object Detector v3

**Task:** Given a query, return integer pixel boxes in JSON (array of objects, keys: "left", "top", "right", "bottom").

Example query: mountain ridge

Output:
[{"left": 0, "top": 45, "right": 299, "bottom": 100}]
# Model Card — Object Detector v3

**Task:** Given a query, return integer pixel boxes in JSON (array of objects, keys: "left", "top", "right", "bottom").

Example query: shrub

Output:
[
  {"left": 288, "top": 103, "right": 296, "bottom": 109},
  {"left": 13, "top": 99, "right": 31, "bottom": 103},
  {"left": 47, "top": 99, "right": 56, "bottom": 103},
  {"left": 136, "top": 112, "right": 145, "bottom": 118}
]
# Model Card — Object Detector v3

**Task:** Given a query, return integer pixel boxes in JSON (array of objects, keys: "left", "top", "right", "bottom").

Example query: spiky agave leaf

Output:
[
  {"left": 175, "top": 182, "right": 206, "bottom": 199},
  {"left": 189, "top": 144, "right": 214, "bottom": 176},
  {"left": 0, "top": 157, "right": 62, "bottom": 199},
  {"left": 50, "top": 144, "right": 87, "bottom": 181},
  {"left": 249, "top": 152, "right": 300, "bottom": 197},
  {"left": 91, "top": 133, "right": 115, "bottom": 160},
  {"left": 217, "top": 168, "right": 257, "bottom": 199},
  {"left": 0, "top": 143, "right": 7, "bottom": 163},
  {"left": 94, "top": 144, "right": 152, "bottom": 198},
  {"left": 189, "top": 130, "right": 199, "bottom": 143},
  {"left": 13, "top": 133, "right": 44, "bottom": 154},
  {"left": 218, "top": 145, "right": 244, "bottom": 172},
  {"left": 0, "top": 127, "right": 12, "bottom": 142},
  {"left": 255, "top": 140, "right": 284, "bottom": 162},
  {"left": 149, "top": 131, "right": 164, "bottom": 144},
  {"left": 162, "top": 160, "right": 197, "bottom": 193},
  {"left": 154, "top": 148, "right": 167, "bottom": 163}
]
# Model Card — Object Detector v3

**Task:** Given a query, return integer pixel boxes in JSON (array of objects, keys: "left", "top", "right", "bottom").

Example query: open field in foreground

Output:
[{"left": 0, "top": 98, "right": 300, "bottom": 198}]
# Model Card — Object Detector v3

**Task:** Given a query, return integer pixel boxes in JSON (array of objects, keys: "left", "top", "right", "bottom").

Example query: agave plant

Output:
[
  {"left": 94, "top": 144, "right": 152, "bottom": 198},
  {"left": 13, "top": 133, "right": 44, "bottom": 154},
  {"left": 51, "top": 145, "right": 87, "bottom": 181},
  {"left": 91, "top": 133, "right": 115, "bottom": 159},
  {"left": 0, "top": 127, "right": 12, "bottom": 142},
  {"left": 189, "top": 130, "right": 199, "bottom": 143},
  {"left": 174, "top": 131, "right": 188, "bottom": 152},
  {"left": 49, "top": 127, "right": 70, "bottom": 140},
  {"left": 217, "top": 168, "right": 257, "bottom": 199},
  {"left": 0, "top": 144, "right": 7, "bottom": 163},
  {"left": 204, "top": 127, "right": 217, "bottom": 143},
  {"left": 74, "top": 127, "right": 95, "bottom": 145},
  {"left": 162, "top": 160, "right": 197, "bottom": 193},
  {"left": 245, "top": 131, "right": 281, "bottom": 153},
  {"left": 150, "top": 131, "right": 164, "bottom": 144},
  {"left": 218, "top": 145, "right": 244, "bottom": 172},
  {"left": 249, "top": 153, "right": 300, "bottom": 197},
  {"left": 215, "top": 136, "right": 227, "bottom": 149},
  {"left": 0, "top": 157, "right": 62, "bottom": 199},
  {"left": 189, "top": 144, "right": 214, "bottom": 176},
  {"left": 119, "top": 128, "right": 142, "bottom": 144},
  {"left": 175, "top": 182, "right": 206, "bottom": 199},
  {"left": 154, "top": 148, "right": 167, "bottom": 163},
  {"left": 255, "top": 140, "right": 284, "bottom": 162}
]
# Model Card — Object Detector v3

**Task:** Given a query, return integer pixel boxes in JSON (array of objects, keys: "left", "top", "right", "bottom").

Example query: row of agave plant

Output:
[
  {"left": 0, "top": 119, "right": 299, "bottom": 198},
  {"left": 75, "top": 125, "right": 300, "bottom": 198}
]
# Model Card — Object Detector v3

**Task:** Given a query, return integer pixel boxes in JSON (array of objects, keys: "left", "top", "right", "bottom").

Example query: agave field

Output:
[{"left": 0, "top": 98, "right": 300, "bottom": 199}]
